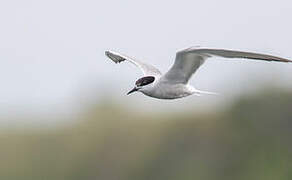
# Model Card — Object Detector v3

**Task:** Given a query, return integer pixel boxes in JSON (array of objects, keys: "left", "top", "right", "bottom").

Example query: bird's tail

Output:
[{"left": 195, "top": 89, "right": 219, "bottom": 96}]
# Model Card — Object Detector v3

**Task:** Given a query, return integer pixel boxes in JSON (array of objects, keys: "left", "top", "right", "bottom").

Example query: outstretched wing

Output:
[
  {"left": 105, "top": 50, "right": 161, "bottom": 77},
  {"left": 162, "top": 47, "right": 292, "bottom": 84}
]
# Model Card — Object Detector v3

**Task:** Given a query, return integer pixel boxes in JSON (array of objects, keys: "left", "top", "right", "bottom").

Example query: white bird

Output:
[{"left": 105, "top": 47, "right": 292, "bottom": 99}]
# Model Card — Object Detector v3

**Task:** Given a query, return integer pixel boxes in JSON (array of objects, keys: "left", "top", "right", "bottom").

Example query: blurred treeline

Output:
[{"left": 0, "top": 89, "right": 292, "bottom": 180}]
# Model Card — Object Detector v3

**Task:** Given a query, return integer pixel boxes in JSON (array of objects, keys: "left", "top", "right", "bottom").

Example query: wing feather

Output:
[
  {"left": 105, "top": 50, "right": 161, "bottom": 77},
  {"left": 162, "top": 47, "right": 292, "bottom": 84}
]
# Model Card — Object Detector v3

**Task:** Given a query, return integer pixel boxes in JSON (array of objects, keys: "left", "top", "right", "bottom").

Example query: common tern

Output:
[{"left": 105, "top": 47, "right": 292, "bottom": 99}]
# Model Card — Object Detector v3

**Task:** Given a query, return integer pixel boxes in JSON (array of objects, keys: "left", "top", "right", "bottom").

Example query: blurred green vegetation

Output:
[{"left": 0, "top": 89, "right": 292, "bottom": 180}]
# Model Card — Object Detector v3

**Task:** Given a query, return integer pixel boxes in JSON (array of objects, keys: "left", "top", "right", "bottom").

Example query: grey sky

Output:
[{"left": 0, "top": 0, "right": 292, "bottom": 122}]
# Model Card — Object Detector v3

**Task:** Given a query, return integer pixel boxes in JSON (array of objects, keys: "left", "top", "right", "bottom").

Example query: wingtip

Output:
[
  {"left": 105, "top": 50, "right": 116, "bottom": 63},
  {"left": 279, "top": 57, "right": 292, "bottom": 63},
  {"left": 104, "top": 50, "right": 125, "bottom": 64},
  {"left": 279, "top": 58, "right": 292, "bottom": 63},
  {"left": 105, "top": 50, "right": 112, "bottom": 57}
]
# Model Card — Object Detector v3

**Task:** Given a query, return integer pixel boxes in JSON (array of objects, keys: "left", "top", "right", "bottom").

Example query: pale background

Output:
[{"left": 0, "top": 0, "right": 291, "bottom": 125}]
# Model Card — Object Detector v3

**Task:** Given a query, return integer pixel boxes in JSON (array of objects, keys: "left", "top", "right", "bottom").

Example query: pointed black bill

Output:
[{"left": 127, "top": 87, "right": 138, "bottom": 95}]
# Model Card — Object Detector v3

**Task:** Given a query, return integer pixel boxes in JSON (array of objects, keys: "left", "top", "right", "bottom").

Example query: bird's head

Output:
[{"left": 127, "top": 76, "right": 155, "bottom": 95}]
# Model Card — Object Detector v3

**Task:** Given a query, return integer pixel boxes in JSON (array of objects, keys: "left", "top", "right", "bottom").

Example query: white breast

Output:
[{"left": 141, "top": 81, "right": 194, "bottom": 99}]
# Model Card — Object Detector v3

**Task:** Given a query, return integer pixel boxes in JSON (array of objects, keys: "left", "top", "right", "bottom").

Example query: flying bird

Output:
[{"left": 105, "top": 47, "right": 292, "bottom": 99}]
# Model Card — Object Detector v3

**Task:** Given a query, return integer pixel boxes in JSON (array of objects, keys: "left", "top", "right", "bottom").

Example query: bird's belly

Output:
[{"left": 143, "top": 84, "right": 192, "bottom": 99}]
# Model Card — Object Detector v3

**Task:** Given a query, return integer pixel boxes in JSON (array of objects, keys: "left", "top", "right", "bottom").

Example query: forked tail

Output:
[{"left": 195, "top": 89, "right": 219, "bottom": 96}]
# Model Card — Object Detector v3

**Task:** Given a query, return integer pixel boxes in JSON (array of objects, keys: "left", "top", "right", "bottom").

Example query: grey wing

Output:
[
  {"left": 162, "top": 47, "right": 292, "bottom": 84},
  {"left": 105, "top": 50, "right": 161, "bottom": 77},
  {"left": 161, "top": 48, "right": 207, "bottom": 84}
]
